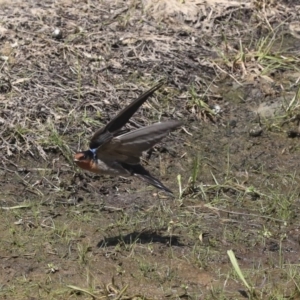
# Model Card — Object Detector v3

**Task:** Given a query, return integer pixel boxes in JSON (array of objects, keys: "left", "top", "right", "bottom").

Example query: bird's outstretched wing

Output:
[
  {"left": 89, "top": 81, "right": 165, "bottom": 149},
  {"left": 99, "top": 120, "right": 181, "bottom": 162}
]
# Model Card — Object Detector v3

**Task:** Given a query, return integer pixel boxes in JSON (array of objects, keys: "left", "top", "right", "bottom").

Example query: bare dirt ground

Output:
[{"left": 1, "top": 0, "right": 300, "bottom": 299}]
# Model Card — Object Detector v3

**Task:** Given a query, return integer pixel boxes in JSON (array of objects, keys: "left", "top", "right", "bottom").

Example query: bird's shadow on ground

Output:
[{"left": 97, "top": 229, "right": 185, "bottom": 247}]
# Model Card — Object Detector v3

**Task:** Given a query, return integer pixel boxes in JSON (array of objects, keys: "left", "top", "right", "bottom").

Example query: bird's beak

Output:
[{"left": 73, "top": 152, "right": 84, "bottom": 162}]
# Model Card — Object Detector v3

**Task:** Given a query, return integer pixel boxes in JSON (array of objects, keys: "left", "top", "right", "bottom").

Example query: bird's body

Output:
[{"left": 74, "top": 81, "right": 181, "bottom": 194}]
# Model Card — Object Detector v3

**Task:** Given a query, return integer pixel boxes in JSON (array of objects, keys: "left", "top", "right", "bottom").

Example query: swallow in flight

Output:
[{"left": 74, "top": 81, "right": 181, "bottom": 194}]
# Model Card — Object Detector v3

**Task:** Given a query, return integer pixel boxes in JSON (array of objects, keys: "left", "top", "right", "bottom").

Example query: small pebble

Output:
[
  {"left": 52, "top": 28, "right": 63, "bottom": 40},
  {"left": 249, "top": 126, "right": 262, "bottom": 137}
]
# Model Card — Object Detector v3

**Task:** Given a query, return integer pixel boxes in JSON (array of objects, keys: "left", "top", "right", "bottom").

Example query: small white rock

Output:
[{"left": 52, "top": 28, "right": 63, "bottom": 40}]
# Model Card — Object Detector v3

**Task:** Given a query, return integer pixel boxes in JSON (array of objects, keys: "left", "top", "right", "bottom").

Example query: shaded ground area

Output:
[{"left": 1, "top": 0, "right": 300, "bottom": 299}]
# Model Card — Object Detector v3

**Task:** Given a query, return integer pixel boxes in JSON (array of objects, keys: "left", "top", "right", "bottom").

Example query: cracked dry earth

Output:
[{"left": 1, "top": 0, "right": 300, "bottom": 299}]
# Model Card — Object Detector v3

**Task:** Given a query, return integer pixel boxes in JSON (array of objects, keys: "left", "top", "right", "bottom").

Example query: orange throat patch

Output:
[{"left": 73, "top": 153, "right": 98, "bottom": 173}]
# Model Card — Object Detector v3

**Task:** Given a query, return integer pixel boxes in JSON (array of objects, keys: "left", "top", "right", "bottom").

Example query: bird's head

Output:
[{"left": 73, "top": 150, "right": 95, "bottom": 171}]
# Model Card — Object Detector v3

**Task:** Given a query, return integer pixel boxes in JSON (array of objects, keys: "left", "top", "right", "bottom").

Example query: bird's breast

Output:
[{"left": 74, "top": 155, "right": 128, "bottom": 176}]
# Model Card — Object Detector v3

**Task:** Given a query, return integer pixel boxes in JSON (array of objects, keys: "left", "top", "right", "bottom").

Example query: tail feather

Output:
[{"left": 120, "top": 162, "right": 173, "bottom": 194}]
